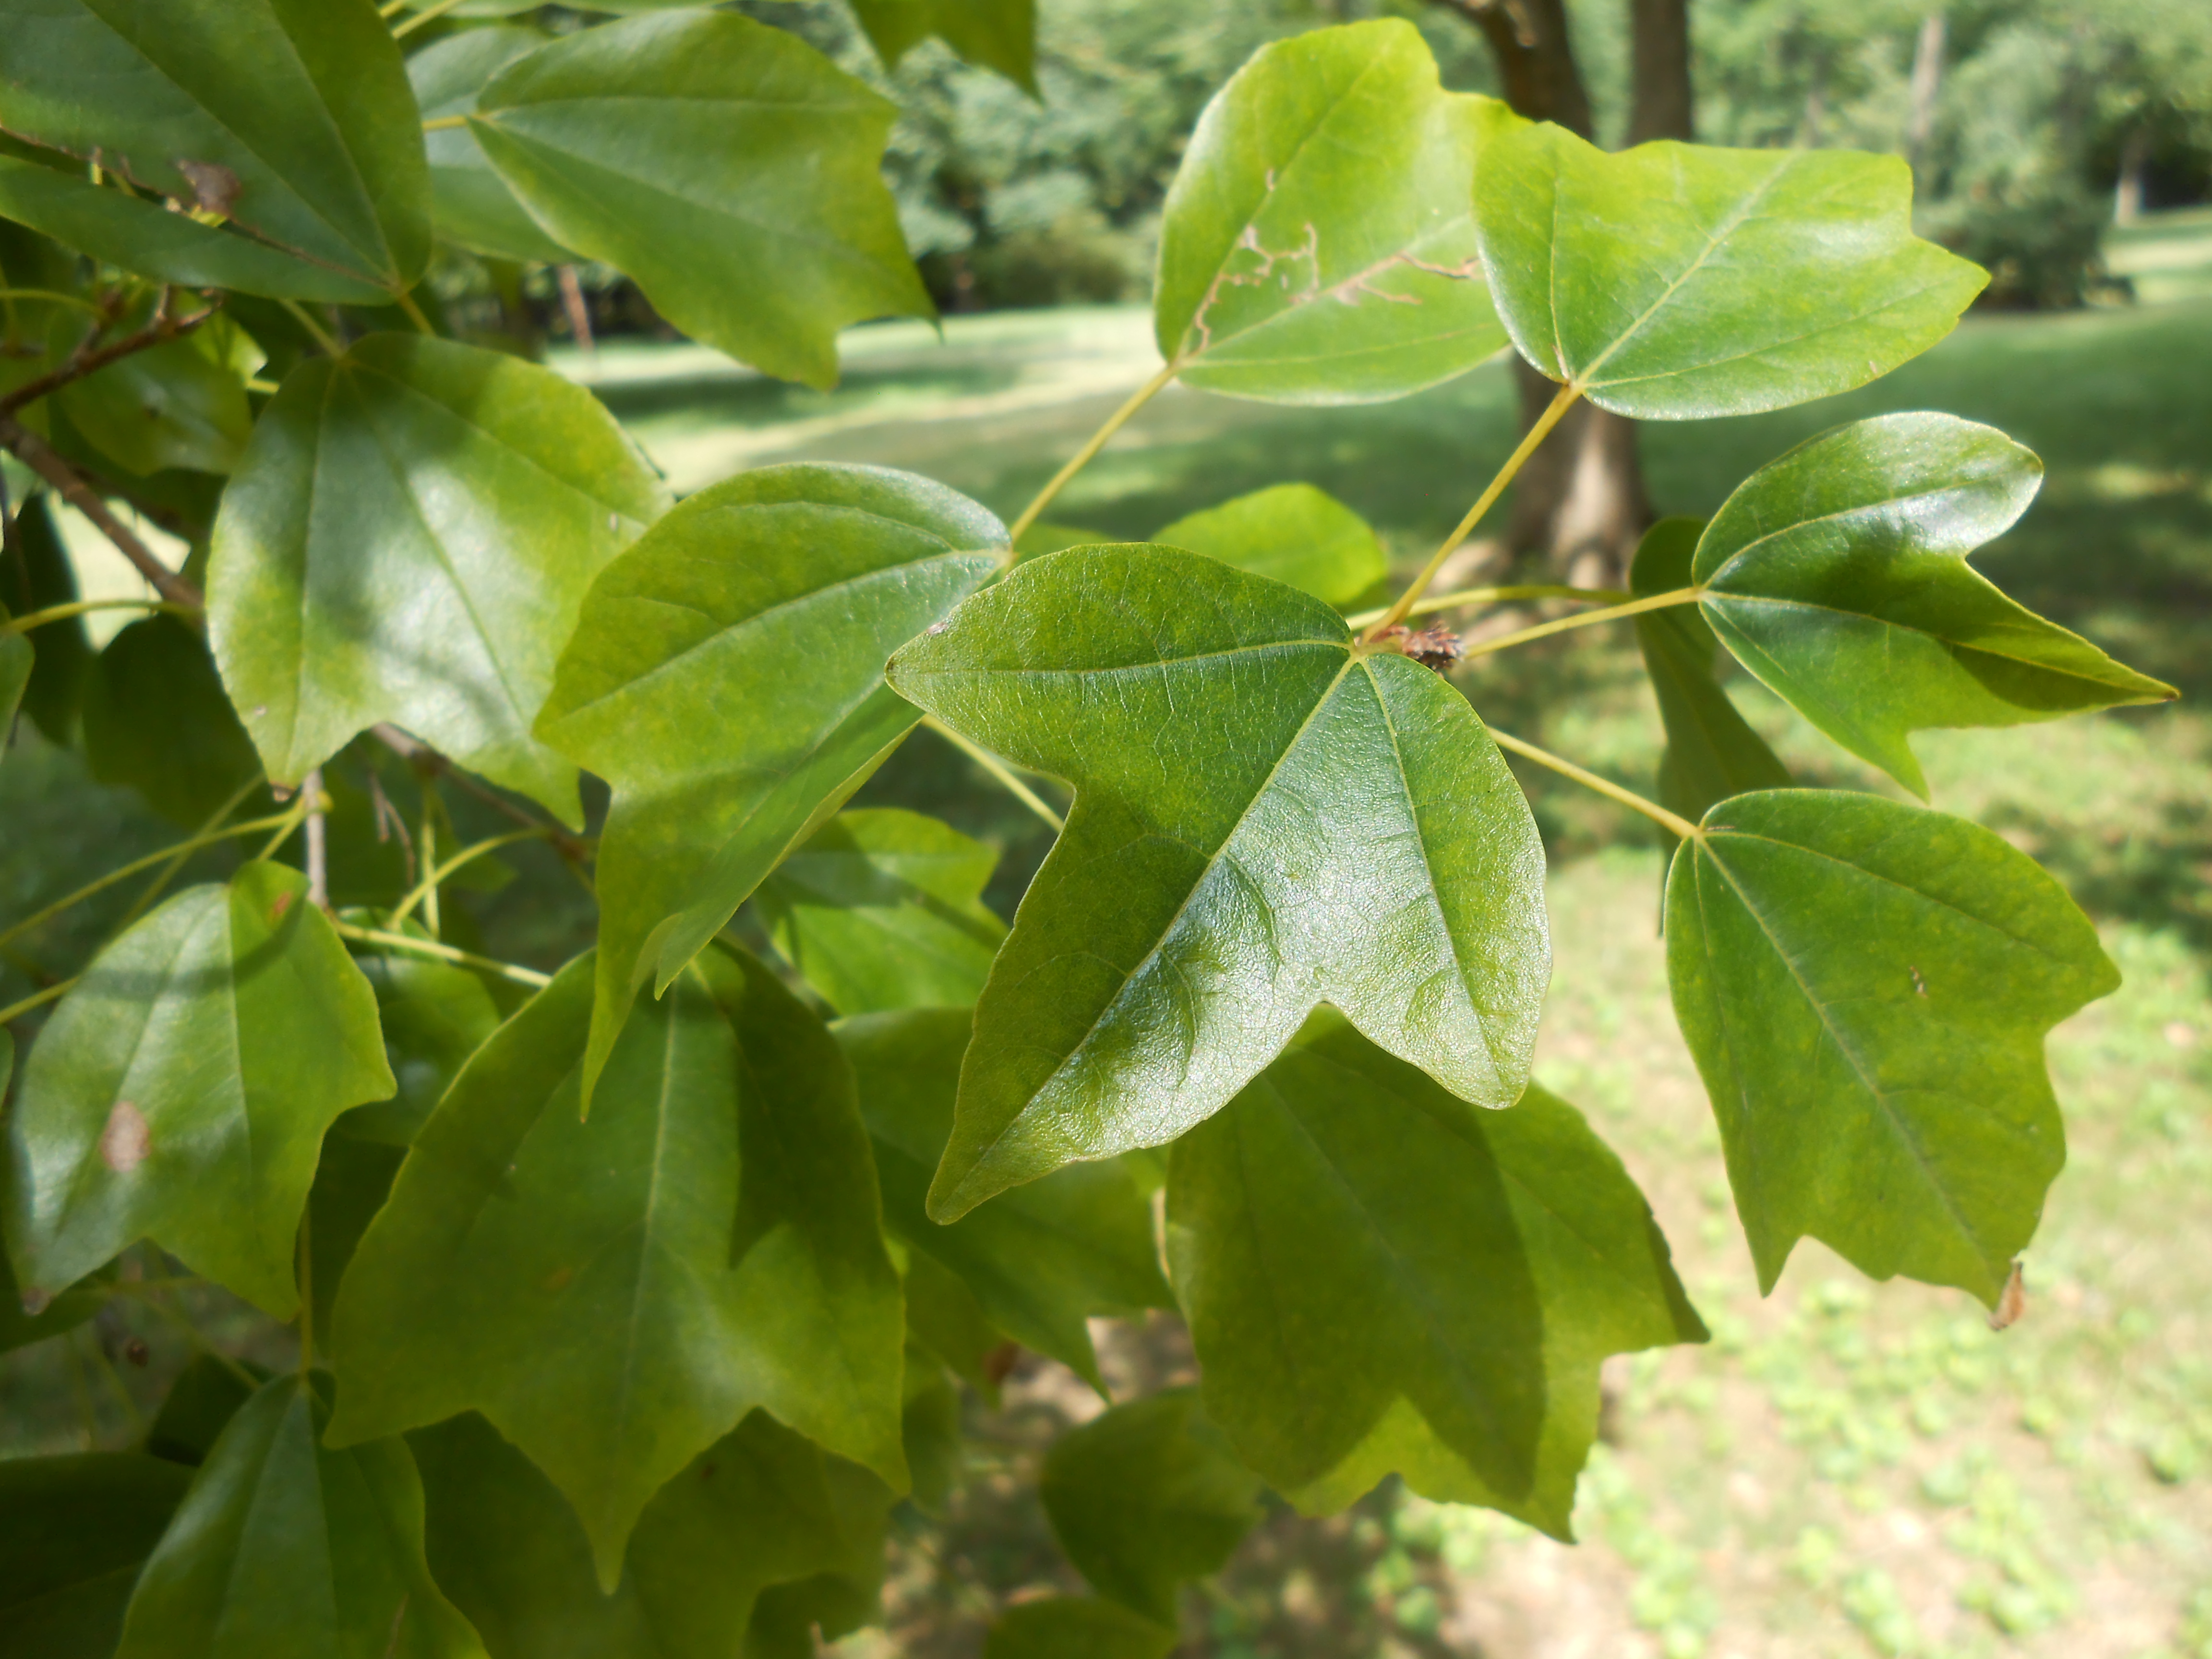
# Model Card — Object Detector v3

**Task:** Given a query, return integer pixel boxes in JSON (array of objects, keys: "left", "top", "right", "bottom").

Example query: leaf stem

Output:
[
  {"left": 1362, "top": 381, "right": 1584, "bottom": 640},
  {"left": 0, "top": 977, "right": 78, "bottom": 1025},
  {"left": 923, "top": 715, "right": 1064, "bottom": 833},
  {"left": 331, "top": 920, "right": 553, "bottom": 988},
  {"left": 392, "top": 0, "right": 472, "bottom": 38},
  {"left": 113, "top": 775, "right": 266, "bottom": 937},
  {"left": 0, "top": 810, "right": 294, "bottom": 954},
  {"left": 277, "top": 298, "right": 342, "bottom": 358},
  {"left": 1006, "top": 361, "right": 1177, "bottom": 547},
  {"left": 395, "top": 289, "right": 437, "bottom": 336},
  {"left": 386, "top": 827, "right": 550, "bottom": 932},
  {"left": 303, "top": 767, "right": 329, "bottom": 910},
  {"left": 0, "top": 596, "right": 192, "bottom": 636},
  {"left": 1457, "top": 587, "right": 1702, "bottom": 661},
  {"left": 420, "top": 115, "right": 469, "bottom": 133},
  {"left": 1487, "top": 727, "right": 1701, "bottom": 842},
  {"left": 0, "top": 288, "right": 105, "bottom": 316},
  {"left": 252, "top": 788, "right": 317, "bottom": 862},
  {"left": 1342, "top": 583, "right": 1631, "bottom": 632},
  {"left": 0, "top": 299, "right": 220, "bottom": 417}
]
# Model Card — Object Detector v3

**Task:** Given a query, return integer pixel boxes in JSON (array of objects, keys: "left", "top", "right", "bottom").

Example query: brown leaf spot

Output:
[
  {"left": 101, "top": 1101, "right": 151, "bottom": 1174},
  {"left": 1987, "top": 1260, "right": 2027, "bottom": 1331},
  {"left": 18, "top": 1287, "right": 51, "bottom": 1318},
  {"left": 173, "top": 158, "right": 241, "bottom": 217},
  {"left": 1375, "top": 623, "right": 1464, "bottom": 672},
  {"left": 125, "top": 1337, "right": 151, "bottom": 1366},
  {"left": 270, "top": 890, "right": 294, "bottom": 923}
]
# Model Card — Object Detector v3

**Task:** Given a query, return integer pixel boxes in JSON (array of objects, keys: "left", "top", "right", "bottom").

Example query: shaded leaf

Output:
[
  {"left": 58, "top": 313, "right": 252, "bottom": 478},
  {"left": 114, "top": 1373, "right": 484, "bottom": 1659},
  {"left": 305, "top": 1134, "right": 405, "bottom": 1340},
  {"left": 335, "top": 950, "right": 503, "bottom": 1148},
  {"left": 0, "top": 0, "right": 430, "bottom": 293},
  {"left": 838, "top": 1007, "right": 1172, "bottom": 1388},
  {"left": 1154, "top": 484, "right": 1386, "bottom": 608},
  {"left": 902, "top": 1247, "right": 1011, "bottom": 1399},
  {"left": 3, "top": 495, "right": 93, "bottom": 744},
  {"left": 983, "top": 1598, "right": 1177, "bottom": 1659},
  {"left": 208, "top": 333, "right": 670, "bottom": 821},
  {"left": 470, "top": 12, "right": 932, "bottom": 388},
  {"left": 757, "top": 808, "right": 1006, "bottom": 1016},
  {"left": 327, "top": 950, "right": 905, "bottom": 1588},
  {"left": 144, "top": 1353, "right": 266, "bottom": 1467},
  {"left": 1474, "top": 122, "right": 1987, "bottom": 418},
  {"left": 3, "top": 863, "right": 394, "bottom": 1318},
  {"left": 80, "top": 615, "right": 261, "bottom": 827},
  {"left": 407, "top": 25, "right": 575, "bottom": 266},
  {"left": 744, "top": 1570, "right": 882, "bottom": 1659},
  {"left": 1040, "top": 1390, "right": 1261, "bottom": 1623},
  {"left": 1154, "top": 20, "right": 1513, "bottom": 405},
  {"left": 0, "top": 1210, "right": 110, "bottom": 1355},
  {"left": 1665, "top": 789, "right": 2118, "bottom": 1303},
  {"left": 902, "top": 1341, "right": 964, "bottom": 1514},
  {"left": 1166, "top": 1013, "right": 1705, "bottom": 1534},
  {"left": 849, "top": 0, "right": 1037, "bottom": 94},
  {"left": 1691, "top": 413, "right": 2176, "bottom": 797},
  {"left": 0, "top": 1453, "right": 192, "bottom": 1659},
  {"left": 0, "top": 624, "right": 26, "bottom": 748},
  {"left": 538, "top": 463, "right": 1005, "bottom": 1105},
  {"left": 885, "top": 544, "right": 1549, "bottom": 1220},
  {"left": 412, "top": 1408, "right": 893, "bottom": 1659}
]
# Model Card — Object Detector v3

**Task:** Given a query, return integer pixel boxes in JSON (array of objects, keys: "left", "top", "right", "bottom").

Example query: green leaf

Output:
[
  {"left": 0, "top": 1453, "right": 193, "bottom": 1659},
  {"left": 326, "top": 949, "right": 906, "bottom": 1588},
  {"left": 411, "top": 1409, "right": 893, "bottom": 1659},
  {"left": 848, "top": 0, "right": 1037, "bottom": 94},
  {"left": 1154, "top": 20, "right": 1513, "bottom": 406},
  {"left": 1629, "top": 516, "right": 1790, "bottom": 846},
  {"left": 1166, "top": 1013, "right": 1705, "bottom": 1534},
  {"left": 3, "top": 863, "right": 394, "bottom": 1318},
  {"left": 902, "top": 1248, "right": 1010, "bottom": 1398},
  {"left": 744, "top": 1570, "right": 882, "bottom": 1659},
  {"left": 114, "top": 1373, "right": 485, "bottom": 1659},
  {"left": 3, "top": 495, "right": 94, "bottom": 745},
  {"left": 335, "top": 951, "right": 504, "bottom": 1148},
  {"left": 0, "top": 0, "right": 431, "bottom": 294},
  {"left": 58, "top": 318, "right": 252, "bottom": 480},
  {"left": 469, "top": 12, "right": 933, "bottom": 388},
  {"left": 1154, "top": 484, "right": 1387, "bottom": 609},
  {"left": 837, "top": 1007, "right": 1173, "bottom": 1388},
  {"left": 0, "top": 1204, "right": 110, "bottom": 1355},
  {"left": 81, "top": 615, "right": 261, "bottom": 827},
  {"left": 0, "top": 625, "right": 27, "bottom": 748},
  {"left": 1039, "top": 1391, "right": 1260, "bottom": 1623},
  {"left": 144, "top": 1354, "right": 266, "bottom": 1468},
  {"left": 1690, "top": 413, "right": 2177, "bottom": 798},
  {"left": 884, "top": 544, "right": 1549, "bottom": 1220},
  {"left": 901, "top": 1341, "right": 964, "bottom": 1513},
  {"left": 305, "top": 1134, "right": 405, "bottom": 1340},
  {"left": 757, "top": 808, "right": 1007, "bottom": 1016},
  {"left": 407, "top": 26, "right": 576, "bottom": 265},
  {"left": 1665, "top": 789, "right": 2119, "bottom": 1303},
  {"left": 1474, "top": 122, "right": 1988, "bottom": 418},
  {"left": 537, "top": 463, "right": 1005, "bottom": 1106},
  {"left": 207, "top": 333, "right": 671, "bottom": 822},
  {"left": 983, "top": 1598, "right": 1177, "bottom": 1659}
]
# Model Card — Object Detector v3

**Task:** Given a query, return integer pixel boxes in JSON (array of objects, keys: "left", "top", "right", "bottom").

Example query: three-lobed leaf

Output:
[
  {"left": 208, "top": 333, "right": 670, "bottom": 822},
  {"left": 1154, "top": 484, "right": 1386, "bottom": 609},
  {"left": 886, "top": 544, "right": 1550, "bottom": 1220},
  {"left": 1666, "top": 789, "right": 2118, "bottom": 1303},
  {"left": 538, "top": 462, "right": 1006, "bottom": 1104},
  {"left": 328, "top": 949, "right": 906, "bottom": 1588},
  {"left": 1167, "top": 1014, "right": 1705, "bottom": 1534},
  {"left": 1691, "top": 413, "right": 2176, "bottom": 797},
  {"left": 1154, "top": 20, "right": 1514, "bottom": 405},
  {"left": 0, "top": 1453, "right": 193, "bottom": 1659},
  {"left": 3, "top": 863, "right": 393, "bottom": 1318},
  {"left": 1475, "top": 122, "right": 1987, "bottom": 418}
]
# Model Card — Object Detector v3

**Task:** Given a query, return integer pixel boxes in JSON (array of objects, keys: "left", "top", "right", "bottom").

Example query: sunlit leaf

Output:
[
  {"left": 407, "top": 25, "right": 575, "bottom": 266},
  {"left": 470, "top": 12, "right": 933, "bottom": 388},
  {"left": 983, "top": 1598, "right": 1177, "bottom": 1659},
  {"left": 1154, "top": 484, "right": 1386, "bottom": 608},
  {"left": 1691, "top": 413, "right": 2176, "bottom": 797},
  {"left": 1039, "top": 1391, "right": 1261, "bottom": 1622},
  {"left": 757, "top": 808, "right": 1007, "bottom": 1016},
  {"left": 3, "top": 863, "right": 394, "bottom": 1318},
  {"left": 114, "top": 1374, "right": 484, "bottom": 1659},
  {"left": 538, "top": 463, "right": 1005, "bottom": 1106},
  {"left": 1474, "top": 122, "right": 1987, "bottom": 418},
  {"left": 0, "top": 0, "right": 430, "bottom": 293},
  {"left": 1666, "top": 789, "right": 2118, "bottom": 1303},
  {"left": 208, "top": 334, "right": 670, "bottom": 822},
  {"left": 837, "top": 1007, "right": 1173, "bottom": 1387},
  {"left": 885, "top": 545, "right": 1549, "bottom": 1219},
  {"left": 80, "top": 616, "right": 261, "bottom": 827},
  {"left": 848, "top": 0, "right": 1037, "bottom": 93},
  {"left": 1154, "top": 20, "right": 1514, "bottom": 405},
  {"left": 0, "top": 1453, "right": 192, "bottom": 1659},
  {"left": 327, "top": 950, "right": 906, "bottom": 1588},
  {"left": 1167, "top": 1014, "right": 1704, "bottom": 1533}
]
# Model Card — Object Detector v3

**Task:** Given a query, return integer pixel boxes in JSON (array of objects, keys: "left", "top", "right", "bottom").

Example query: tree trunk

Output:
[
  {"left": 1627, "top": 0, "right": 1694, "bottom": 145},
  {"left": 1906, "top": 13, "right": 1946, "bottom": 178},
  {"left": 2114, "top": 124, "right": 2151, "bottom": 226}
]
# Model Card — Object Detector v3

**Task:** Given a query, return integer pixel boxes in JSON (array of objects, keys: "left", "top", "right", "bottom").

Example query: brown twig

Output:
[
  {"left": 368, "top": 722, "right": 589, "bottom": 860},
  {"left": 0, "top": 414, "right": 203, "bottom": 611},
  {"left": 0, "top": 294, "right": 221, "bottom": 417}
]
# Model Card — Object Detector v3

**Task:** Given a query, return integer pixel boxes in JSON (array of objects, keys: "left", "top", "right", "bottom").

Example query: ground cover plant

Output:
[{"left": 0, "top": 6, "right": 2186, "bottom": 1658}]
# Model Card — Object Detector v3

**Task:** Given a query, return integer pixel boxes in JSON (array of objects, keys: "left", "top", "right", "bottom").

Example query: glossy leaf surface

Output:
[
  {"left": 1666, "top": 790, "right": 2118, "bottom": 1303},
  {"left": 1154, "top": 21, "right": 1512, "bottom": 404},
  {"left": 328, "top": 951, "right": 905, "bottom": 1587},
  {"left": 539, "top": 463, "right": 1005, "bottom": 1103},
  {"left": 470, "top": 12, "right": 932, "bottom": 388},
  {"left": 412, "top": 1409, "right": 892, "bottom": 1659},
  {"left": 848, "top": 0, "right": 1037, "bottom": 92},
  {"left": 837, "top": 1008, "right": 1173, "bottom": 1387},
  {"left": 1154, "top": 484, "right": 1386, "bottom": 608},
  {"left": 1692, "top": 413, "right": 2176, "bottom": 797},
  {"left": 4, "top": 864, "right": 394, "bottom": 1317},
  {"left": 81, "top": 616, "right": 261, "bottom": 827},
  {"left": 1475, "top": 123, "right": 1986, "bottom": 418},
  {"left": 114, "top": 1374, "right": 484, "bottom": 1659},
  {"left": 757, "top": 808, "right": 1006, "bottom": 1016},
  {"left": 0, "top": 0, "right": 430, "bottom": 293},
  {"left": 0, "top": 1453, "right": 192, "bottom": 1659},
  {"left": 984, "top": 1598, "right": 1177, "bottom": 1659},
  {"left": 209, "top": 334, "right": 669, "bottom": 820},
  {"left": 886, "top": 545, "right": 1549, "bottom": 1219},
  {"left": 408, "top": 26, "right": 574, "bottom": 265},
  {"left": 1167, "top": 1015, "right": 1704, "bottom": 1533},
  {"left": 1040, "top": 1390, "right": 1261, "bottom": 1622}
]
